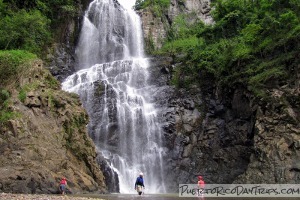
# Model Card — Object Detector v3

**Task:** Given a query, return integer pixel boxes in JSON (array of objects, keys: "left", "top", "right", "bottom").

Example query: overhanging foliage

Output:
[{"left": 158, "top": 0, "right": 300, "bottom": 97}]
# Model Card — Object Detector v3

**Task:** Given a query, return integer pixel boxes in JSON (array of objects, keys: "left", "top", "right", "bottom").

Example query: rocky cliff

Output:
[
  {"left": 139, "top": 0, "right": 300, "bottom": 191},
  {"left": 148, "top": 53, "right": 300, "bottom": 191},
  {"left": 148, "top": 56, "right": 254, "bottom": 191},
  {"left": 32, "top": 0, "right": 300, "bottom": 193},
  {"left": 235, "top": 79, "right": 300, "bottom": 184},
  {"left": 138, "top": 0, "right": 213, "bottom": 50},
  {"left": 0, "top": 60, "right": 107, "bottom": 194},
  {"left": 46, "top": 0, "right": 92, "bottom": 82}
]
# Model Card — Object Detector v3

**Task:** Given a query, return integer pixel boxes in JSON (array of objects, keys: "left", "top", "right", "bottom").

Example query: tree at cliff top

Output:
[
  {"left": 0, "top": 0, "right": 107, "bottom": 193},
  {"left": 0, "top": 0, "right": 78, "bottom": 55},
  {"left": 158, "top": 0, "right": 300, "bottom": 97},
  {"left": 135, "top": 0, "right": 170, "bottom": 16},
  {"left": 0, "top": 0, "right": 79, "bottom": 120}
]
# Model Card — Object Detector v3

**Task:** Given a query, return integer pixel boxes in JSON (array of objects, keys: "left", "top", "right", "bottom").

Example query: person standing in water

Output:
[
  {"left": 59, "top": 177, "right": 67, "bottom": 195},
  {"left": 135, "top": 172, "right": 145, "bottom": 195},
  {"left": 197, "top": 176, "right": 205, "bottom": 199}
]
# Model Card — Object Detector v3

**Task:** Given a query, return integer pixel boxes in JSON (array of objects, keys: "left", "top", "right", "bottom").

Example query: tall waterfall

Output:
[{"left": 62, "top": 0, "right": 166, "bottom": 193}]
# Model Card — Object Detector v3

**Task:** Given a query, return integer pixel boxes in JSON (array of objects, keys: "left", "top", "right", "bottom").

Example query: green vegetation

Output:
[
  {"left": 18, "top": 89, "right": 27, "bottom": 103},
  {"left": 0, "top": 0, "right": 77, "bottom": 123},
  {"left": 158, "top": 0, "right": 300, "bottom": 97},
  {"left": 0, "top": 50, "right": 37, "bottom": 87},
  {"left": 134, "top": 0, "right": 170, "bottom": 16},
  {"left": 0, "top": 9, "right": 50, "bottom": 54},
  {"left": 0, "top": 89, "right": 10, "bottom": 104},
  {"left": 0, "top": 89, "right": 20, "bottom": 124},
  {"left": 0, "top": 0, "right": 78, "bottom": 55},
  {"left": 45, "top": 74, "right": 60, "bottom": 89},
  {"left": 0, "top": 50, "right": 36, "bottom": 123},
  {"left": 63, "top": 112, "right": 90, "bottom": 160},
  {"left": 0, "top": 50, "right": 26, "bottom": 124},
  {"left": 145, "top": 36, "right": 156, "bottom": 55},
  {"left": 0, "top": 109, "right": 20, "bottom": 124},
  {"left": 18, "top": 82, "right": 40, "bottom": 102}
]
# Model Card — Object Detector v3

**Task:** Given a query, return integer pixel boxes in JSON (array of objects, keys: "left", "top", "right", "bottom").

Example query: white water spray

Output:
[{"left": 62, "top": 0, "right": 166, "bottom": 193}]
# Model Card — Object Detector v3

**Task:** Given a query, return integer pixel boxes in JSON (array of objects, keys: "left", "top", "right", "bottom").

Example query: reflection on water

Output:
[{"left": 74, "top": 193, "right": 299, "bottom": 200}]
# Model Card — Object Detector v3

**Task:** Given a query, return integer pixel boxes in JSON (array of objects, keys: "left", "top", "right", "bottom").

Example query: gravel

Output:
[{"left": 0, "top": 193, "right": 105, "bottom": 200}]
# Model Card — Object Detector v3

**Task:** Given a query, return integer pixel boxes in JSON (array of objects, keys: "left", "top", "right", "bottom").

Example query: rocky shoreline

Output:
[{"left": 0, "top": 193, "right": 104, "bottom": 200}]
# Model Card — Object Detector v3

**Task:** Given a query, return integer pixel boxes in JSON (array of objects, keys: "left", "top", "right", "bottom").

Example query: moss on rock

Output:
[{"left": 0, "top": 59, "right": 107, "bottom": 194}]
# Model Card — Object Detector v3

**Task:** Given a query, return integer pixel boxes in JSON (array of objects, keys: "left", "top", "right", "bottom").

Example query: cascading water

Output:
[{"left": 62, "top": 0, "right": 166, "bottom": 193}]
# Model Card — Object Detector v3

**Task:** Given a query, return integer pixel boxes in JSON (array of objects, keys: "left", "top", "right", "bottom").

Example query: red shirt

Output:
[
  {"left": 60, "top": 179, "right": 67, "bottom": 185},
  {"left": 198, "top": 180, "right": 205, "bottom": 188}
]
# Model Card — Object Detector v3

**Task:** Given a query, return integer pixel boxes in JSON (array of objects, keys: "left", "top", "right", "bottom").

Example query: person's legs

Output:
[
  {"left": 137, "top": 185, "right": 143, "bottom": 195},
  {"left": 60, "top": 185, "right": 66, "bottom": 195}
]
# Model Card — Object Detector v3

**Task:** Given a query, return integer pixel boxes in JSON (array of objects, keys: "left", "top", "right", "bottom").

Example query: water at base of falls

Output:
[{"left": 62, "top": 0, "right": 167, "bottom": 192}]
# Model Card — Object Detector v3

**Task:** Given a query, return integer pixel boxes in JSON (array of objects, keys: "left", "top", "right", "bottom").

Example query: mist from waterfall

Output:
[{"left": 62, "top": 0, "right": 166, "bottom": 193}]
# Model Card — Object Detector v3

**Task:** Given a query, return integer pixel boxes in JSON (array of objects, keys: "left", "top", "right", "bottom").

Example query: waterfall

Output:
[{"left": 62, "top": 0, "right": 166, "bottom": 193}]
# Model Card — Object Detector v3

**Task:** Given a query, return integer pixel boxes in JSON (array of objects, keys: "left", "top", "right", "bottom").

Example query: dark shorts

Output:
[{"left": 60, "top": 184, "right": 66, "bottom": 191}]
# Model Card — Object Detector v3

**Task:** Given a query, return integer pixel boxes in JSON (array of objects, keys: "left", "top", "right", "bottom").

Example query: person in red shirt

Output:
[
  {"left": 197, "top": 176, "right": 205, "bottom": 199},
  {"left": 59, "top": 177, "right": 67, "bottom": 195}
]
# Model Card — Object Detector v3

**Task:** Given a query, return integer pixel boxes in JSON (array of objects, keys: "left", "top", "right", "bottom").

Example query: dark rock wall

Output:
[
  {"left": 97, "top": 156, "right": 120, "bottom": 193},
  {"left": 148, "top": 54, "right": 300, "bottom": 191},
  {"left": 235, "top": 80, "right": 300, "bottom": 184},
  {"left": 46, "top": 0, "right": 93, "bottom": 82},
  {"left": 148, "top": 57, "right": 255, "bottom": 191},
  {"left": 42, "top": 0, "right": 300, "bottom": 193},
  {"left": 45, "top": 0, "right": 121, "bottom": 193},
  {"left": 140, "top": 0, "right": 292, "bottom": 191}
]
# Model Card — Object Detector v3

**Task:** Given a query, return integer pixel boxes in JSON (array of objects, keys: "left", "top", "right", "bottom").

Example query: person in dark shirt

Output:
[{"left": 134, "top": 172, "right": 145, "bottom": 195}]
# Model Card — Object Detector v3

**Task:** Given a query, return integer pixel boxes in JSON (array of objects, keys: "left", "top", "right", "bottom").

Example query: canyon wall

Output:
[
  {"left": 0, "top": 60, "right": 107, "bottom": 194},
  {"left": 148, "top": 54, "right": 300, "bottom": 191},
  {"left": 138, "top": 0, "right": 213, "bottom": 50}
]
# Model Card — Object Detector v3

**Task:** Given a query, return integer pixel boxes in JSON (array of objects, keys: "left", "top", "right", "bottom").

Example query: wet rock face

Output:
[
  {"left": 97, "top": 156, "right": 120, "bottom": 193},
  {"left": 149, "top": 57, "right": 300, "bottom": 191},
  {"left": 163, "top": 91, "right": 255, "bottom": 190},
  {"left": 148, "top": 57, "right": 255, "bottom": 191},
  {"left": 47, "top": 42, "right": 75, "bottom": 82},
  {"left": 46, "top": 0, "right": 92, "bottom": 82},
  {"left": 235, "top": 85, "right": 300, "bottom": 184}
]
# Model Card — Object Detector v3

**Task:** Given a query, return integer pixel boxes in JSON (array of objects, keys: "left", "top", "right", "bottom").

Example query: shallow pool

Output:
[{"left": 74, "top": 193, "right": 299, "bottom": 200}]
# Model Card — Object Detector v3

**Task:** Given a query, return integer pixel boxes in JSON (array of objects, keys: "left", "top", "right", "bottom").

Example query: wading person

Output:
[
  {"left": 197, "top": 176, "right": 205, "bottom": 199},
  {"left": 59, "top": 177, "right": 67, "bottom": 195},
  {"left": 135, "top": 172, "right": 145, "bottom": 195}
]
